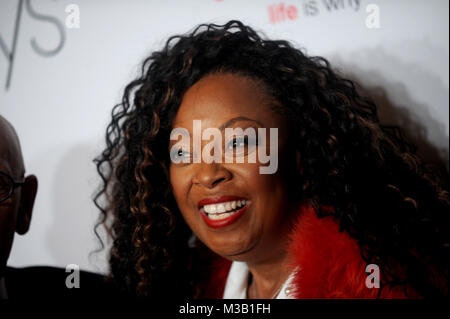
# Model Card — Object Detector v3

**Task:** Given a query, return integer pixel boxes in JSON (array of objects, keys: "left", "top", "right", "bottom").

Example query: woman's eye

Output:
[
  {"left": 226, "top": 136, "right": 257, "bottom": 152},
  {"left": 170, "top": 147, "right": 191, "bottom": 161},
  {"left": 177, "top": 149, "right": 189, "bottom": 157},
  {"left": 228, "top": 137, "right": 243, "bottom": 149}
]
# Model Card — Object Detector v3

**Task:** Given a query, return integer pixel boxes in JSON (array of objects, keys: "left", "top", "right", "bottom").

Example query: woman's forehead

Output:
[{"left": 173, "top": 73, "right": 278, "bottom": 127}]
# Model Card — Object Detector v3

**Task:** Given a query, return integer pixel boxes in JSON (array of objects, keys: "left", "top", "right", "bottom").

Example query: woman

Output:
[{"left": 94, "top": 20, "right": 449, "bottom": 298}]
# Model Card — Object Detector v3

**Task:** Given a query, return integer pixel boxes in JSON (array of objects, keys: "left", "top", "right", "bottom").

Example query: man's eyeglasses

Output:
[{"left": 0, "top": 171, "right": 25, "bottom": 204}]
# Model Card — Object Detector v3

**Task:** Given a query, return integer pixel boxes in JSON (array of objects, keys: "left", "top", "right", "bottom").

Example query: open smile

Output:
[{"left": 197, "top": 196, "right": 251, "bottom": 229}]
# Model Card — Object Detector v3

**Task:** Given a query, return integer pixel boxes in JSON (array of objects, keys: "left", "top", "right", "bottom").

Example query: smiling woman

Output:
[
  {"left": 94, "top": 20, "right": 449, "bottom": 299},
  {"left": 169, "top": 73, "right": 298, "bottom": 294}
]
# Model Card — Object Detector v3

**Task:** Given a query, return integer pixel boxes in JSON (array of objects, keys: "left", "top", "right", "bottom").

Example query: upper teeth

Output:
[{"left": 203, "top": 200, "right": 248, "bottom": 214}]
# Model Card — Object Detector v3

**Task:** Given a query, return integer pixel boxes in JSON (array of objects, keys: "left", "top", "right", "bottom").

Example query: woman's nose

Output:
[{"left": 192, "top": 162, "right": 232, "bottom": 189}]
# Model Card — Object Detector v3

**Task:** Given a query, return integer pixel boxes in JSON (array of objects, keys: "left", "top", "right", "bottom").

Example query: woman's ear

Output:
[{"left": 16, "top": 174, "right": 38, "bottom": 235}]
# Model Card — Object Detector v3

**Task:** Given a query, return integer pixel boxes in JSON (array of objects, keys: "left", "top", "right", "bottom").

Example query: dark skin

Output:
[
  {"left": 0, "top": 115, "right": 38, "bottom": 278},
  {"left": 169, "top": 73, "right": 301, "bottom": 298}
]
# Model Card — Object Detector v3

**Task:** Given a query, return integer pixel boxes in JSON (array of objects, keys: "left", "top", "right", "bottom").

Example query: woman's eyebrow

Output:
[{"left": 219, "top": 116, "right": 263, "bottom": 131}]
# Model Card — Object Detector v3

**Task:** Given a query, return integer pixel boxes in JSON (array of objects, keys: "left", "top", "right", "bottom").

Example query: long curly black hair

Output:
[{"left": 94, "top": 20, "right": 449, "bottom": 298}]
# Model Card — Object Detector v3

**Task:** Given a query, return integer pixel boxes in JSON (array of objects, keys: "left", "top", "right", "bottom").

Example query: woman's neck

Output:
[
  {"left": 245, "top": 201, "right": 300, "bottom": 299},
  {"left": 246, "top": 249, "right": 293, "bottom": 299}
]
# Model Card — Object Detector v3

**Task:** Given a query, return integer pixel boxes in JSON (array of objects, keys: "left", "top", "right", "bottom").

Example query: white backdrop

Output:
[{"left": 0, "top": 0, "right": 448, "bottom": 274}]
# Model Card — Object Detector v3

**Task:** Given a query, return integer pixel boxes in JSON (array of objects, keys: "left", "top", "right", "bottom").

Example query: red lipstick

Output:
[{"left": 197, "top": 196, "right": 250, "bottom": 229}]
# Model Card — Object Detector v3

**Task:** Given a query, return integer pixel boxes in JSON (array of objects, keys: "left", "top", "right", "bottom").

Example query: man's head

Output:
[{"left": 0, "top": 115, "right": 37, "bottom": 277}]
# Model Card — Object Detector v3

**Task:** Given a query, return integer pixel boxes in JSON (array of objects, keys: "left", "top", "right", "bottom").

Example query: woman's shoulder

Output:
[{"left": 287, "top": 204, "right": 421, "bottom": 298}]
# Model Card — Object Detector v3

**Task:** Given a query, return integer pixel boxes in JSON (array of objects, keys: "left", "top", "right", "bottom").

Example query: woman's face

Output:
[{"left": 169, "top": 72, "right": 298, "bottom": 263}]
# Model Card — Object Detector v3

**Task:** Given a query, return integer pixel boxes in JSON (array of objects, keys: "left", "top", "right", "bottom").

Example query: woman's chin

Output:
[{"left": 207, "top": 240, "right": 258, "bottom": 261}]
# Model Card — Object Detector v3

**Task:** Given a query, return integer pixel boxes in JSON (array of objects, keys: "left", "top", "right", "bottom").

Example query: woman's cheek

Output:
[
  {"left": 235, "top": 162, "right": 273, "bottom": 194},
  {"left": 169, "top": 167, "right": 187, "bottom": 207}
]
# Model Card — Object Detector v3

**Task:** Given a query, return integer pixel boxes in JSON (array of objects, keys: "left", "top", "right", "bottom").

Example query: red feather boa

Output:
[{"left": 204, "top": 202, "right": 420, "bottom": 298}]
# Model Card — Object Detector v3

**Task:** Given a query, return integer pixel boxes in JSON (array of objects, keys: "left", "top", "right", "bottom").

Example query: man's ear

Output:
[{"left": 16, "top": 174, "right": 38, "bottom": 235}]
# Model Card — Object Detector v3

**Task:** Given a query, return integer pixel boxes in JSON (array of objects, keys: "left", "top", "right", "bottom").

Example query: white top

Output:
[{"left": 223, "top": 261, "right": 296, "bottom": 299}]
